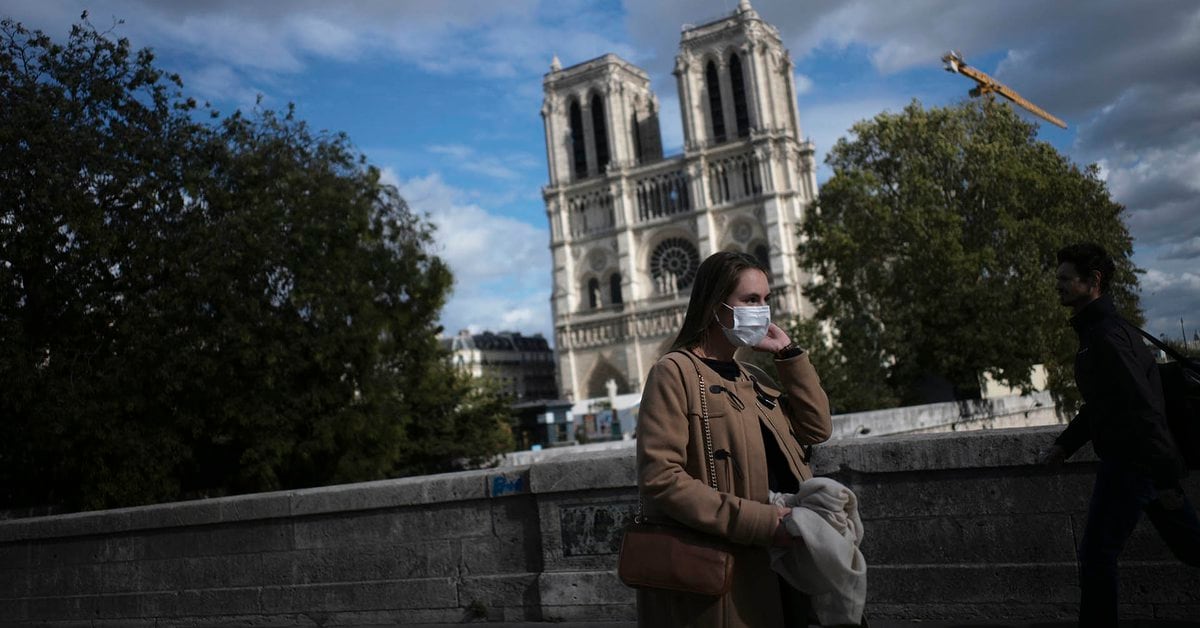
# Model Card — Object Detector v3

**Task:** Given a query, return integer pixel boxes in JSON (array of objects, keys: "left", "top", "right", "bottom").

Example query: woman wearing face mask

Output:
[{"left": 636, "top": 251, "right": 833, "bottom": 627}]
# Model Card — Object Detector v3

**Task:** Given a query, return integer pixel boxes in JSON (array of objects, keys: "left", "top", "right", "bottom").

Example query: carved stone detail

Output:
[{"left": 589, "top": 250, "right": 608, "bottom": 272}]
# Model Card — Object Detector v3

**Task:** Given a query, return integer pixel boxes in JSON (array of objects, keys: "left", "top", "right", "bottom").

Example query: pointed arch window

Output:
[
  {"left": 631, "top": 112, "right": 643, "bottom": 165},
  {"left": 610, "top": 273, "right": 623, "bottom": 305},
  {"left": 754, "top": 243, "right": 771, "bottom": 274},
  {"left": 569, "top": 99, "right": 587, "bottom": 179},
  {"left": 705, "top": 61, "right": 726, "bottom": 143},
  {"left": 730, "top": 53, "right": 751, "bottom": 138},
  {"left": 591, "top": 94, "right": 611, "bottom": 174},
  {"left": 588, "top": 278, "right": 601, "bottom": 309}
]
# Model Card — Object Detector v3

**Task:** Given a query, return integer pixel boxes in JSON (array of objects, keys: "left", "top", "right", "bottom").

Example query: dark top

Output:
[
  {"left": 1054, "top": 294, "right": 1186, "bottom": 486},
  {"left": 700, "top": 357, "right": 800, "bottom": 494}
]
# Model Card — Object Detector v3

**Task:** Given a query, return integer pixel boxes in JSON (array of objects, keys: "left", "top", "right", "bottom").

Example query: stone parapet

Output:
[{"left": 1, "top": 427, "right": 1198, "bottom": 625}]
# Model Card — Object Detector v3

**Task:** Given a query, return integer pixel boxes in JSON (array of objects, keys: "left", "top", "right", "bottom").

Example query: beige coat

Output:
[{"left": 635, "top": 349, "right": 832, "bottom": 628}]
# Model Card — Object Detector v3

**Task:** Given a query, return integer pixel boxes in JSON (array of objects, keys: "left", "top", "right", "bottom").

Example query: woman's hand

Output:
[
  {"left": 770, "top": 504, "right": 796, "bottom": 547},
  {"left": 752, "top": 323, "right": 791, "bottom": 353}
]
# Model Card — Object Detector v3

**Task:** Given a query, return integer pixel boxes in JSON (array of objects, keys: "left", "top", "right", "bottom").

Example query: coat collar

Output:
[
  {"left": 1070, "top": 293, "right": 1116, "bottom": 337},
  {"left": 680, "top": 348, "right": 745, "bottom": 381}
]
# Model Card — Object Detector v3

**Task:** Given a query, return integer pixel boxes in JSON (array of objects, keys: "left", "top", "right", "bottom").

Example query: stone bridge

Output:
[{"left": 2, "top": 426, "right": 1198, "bottom": 625}]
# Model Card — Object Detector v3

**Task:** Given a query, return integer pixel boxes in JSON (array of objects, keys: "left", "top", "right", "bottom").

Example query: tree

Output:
[
  {"left": 798, "top": 100, "right": 1140, "bottom": 413},
  {"left": 0, "top": 17, "right": 512, "bottom": 511}
]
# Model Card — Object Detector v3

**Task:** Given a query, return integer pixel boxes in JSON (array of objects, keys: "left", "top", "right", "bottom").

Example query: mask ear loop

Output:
[{"left": 713, "top": 303, "right": 733, "bottom": 331}]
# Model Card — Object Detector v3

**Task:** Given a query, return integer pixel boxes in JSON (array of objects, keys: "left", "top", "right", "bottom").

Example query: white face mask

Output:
[{"left": 716, "top": 303, "right": 771, "bottom": 347}]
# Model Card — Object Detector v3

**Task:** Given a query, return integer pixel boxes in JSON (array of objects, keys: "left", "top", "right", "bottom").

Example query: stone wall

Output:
[
  {"left": 2, "top": 426, "right": 1198, "bottom": 625},
  {"left": 830, "top": 391, "right": 1059, "bottom": 439}
]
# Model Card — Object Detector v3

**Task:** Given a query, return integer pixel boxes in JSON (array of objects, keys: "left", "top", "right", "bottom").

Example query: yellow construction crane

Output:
[{"left": 942, "top": 51, "right": 1066, "bottom": 129}]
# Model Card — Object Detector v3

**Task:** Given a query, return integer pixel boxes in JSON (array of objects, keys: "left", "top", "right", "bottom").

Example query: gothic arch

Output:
[
  {"left": 751, "top": 241, "right": 772, "bottom": 274},
  {"left": 728, "top": 52, "right": 751, "bottom": 138},
  {"left": 568, "top": 97, "right": 587, "bottom": 179},
  {"left": 585, "top": 356, "right": 630, "bottom": 399},
  {"left": 590, "top": 92, "right": 611, "bottom": 174},
  {"left": 704, "top": 59, "right": 726, "bottom": 144},
  {"left": 585, "top": 276, "right": 602, "bottom": 309},
  {"left": 631, "top": 111, "right": 642, "bottom": 165}
]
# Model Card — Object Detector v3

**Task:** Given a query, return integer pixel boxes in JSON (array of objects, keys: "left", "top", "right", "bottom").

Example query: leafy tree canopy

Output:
[
  {"left": 798, "top": 100, "right": 1140, "bottom": 413},
  {"left": 0, "top": 17, "right": 512, "bottom": 511}
]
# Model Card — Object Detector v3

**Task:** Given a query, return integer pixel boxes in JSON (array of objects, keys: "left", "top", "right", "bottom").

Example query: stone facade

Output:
[
  {"left": 443, "top": 330, "right": 558, "bottom": 402},
  {"left": 542, "top": 0, "right": 819, "bottom": 400}
]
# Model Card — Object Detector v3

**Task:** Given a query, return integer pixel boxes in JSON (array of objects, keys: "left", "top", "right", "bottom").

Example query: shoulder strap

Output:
[
  {"left": 637, "top": 352, "right": 719, "bottom": 521},
  {"left": 1124, "top": 320, "right": 1200, "bottom": 370},
  {"left": 667, "top": 350, "right": 718, "bottom": 490}
]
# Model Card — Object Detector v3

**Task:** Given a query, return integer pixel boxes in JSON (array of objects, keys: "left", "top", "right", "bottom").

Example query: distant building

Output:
[{"left": 442, "top": 330, "right": 559, "bottom": 402}]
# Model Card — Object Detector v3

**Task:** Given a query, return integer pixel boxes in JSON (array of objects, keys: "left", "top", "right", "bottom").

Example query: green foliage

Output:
[
  {"left": 394, "top": 367, "right": 515, "bottom": 476},
  {"left": 0, "top": 17, "right": 512, "bottom": 511},
  {"left": 799, "top": 99, "right": 1140, "bottom": 413},
  {"left": 785, "top": 318, "right": 900, "bottom": 415}
]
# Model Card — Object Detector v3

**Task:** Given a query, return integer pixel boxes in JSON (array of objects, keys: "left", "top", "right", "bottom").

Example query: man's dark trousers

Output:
[{"left": 1078, "top": 461, "right": 1200, "bottom": 626}]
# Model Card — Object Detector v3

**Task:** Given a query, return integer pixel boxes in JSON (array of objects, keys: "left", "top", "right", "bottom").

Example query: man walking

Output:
[{"left": 1041, "top": 243, "right": 1200, "bottom": 626}]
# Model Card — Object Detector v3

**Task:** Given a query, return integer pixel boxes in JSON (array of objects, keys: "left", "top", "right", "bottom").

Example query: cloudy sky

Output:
[{"left": 6, "top": 0, "right": 1197, "bottom": 343}]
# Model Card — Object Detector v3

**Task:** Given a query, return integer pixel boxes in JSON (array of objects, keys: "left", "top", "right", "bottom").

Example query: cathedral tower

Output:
[{"left": 542, "top": 0, "right": 818, "bottom": 400}]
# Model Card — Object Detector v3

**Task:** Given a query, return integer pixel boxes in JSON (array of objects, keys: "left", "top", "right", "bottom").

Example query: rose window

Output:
[{"left": 650, "top": 238, "right": 700, "bottom": 294}]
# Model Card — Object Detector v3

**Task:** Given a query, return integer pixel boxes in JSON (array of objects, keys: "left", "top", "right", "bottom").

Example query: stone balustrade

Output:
[{"left": 2, "top": 426, "right": 1198, "bottom": 625}]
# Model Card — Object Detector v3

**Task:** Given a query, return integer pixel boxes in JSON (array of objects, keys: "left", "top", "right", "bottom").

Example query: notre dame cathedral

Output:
[{"left": 541, "top": 0, "right": 818, "bottom": 401}]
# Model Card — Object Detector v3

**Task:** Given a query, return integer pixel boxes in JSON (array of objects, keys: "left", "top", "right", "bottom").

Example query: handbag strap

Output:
[
  {"left": 636, "top": 352, "right": 719, "bottom": 522},
  {"left": 696, "top": 368, "right": 718, "bottom": 490}
]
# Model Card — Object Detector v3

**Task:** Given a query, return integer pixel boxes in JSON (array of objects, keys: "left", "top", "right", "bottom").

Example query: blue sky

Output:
[{"left": 6, "top": 0, "right": 1198, "bottom": 344}]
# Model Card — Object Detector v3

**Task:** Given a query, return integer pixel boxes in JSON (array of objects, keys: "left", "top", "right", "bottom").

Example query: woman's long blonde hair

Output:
[{"left": 669, "top": 251, "right": 768, "bottom": 352}]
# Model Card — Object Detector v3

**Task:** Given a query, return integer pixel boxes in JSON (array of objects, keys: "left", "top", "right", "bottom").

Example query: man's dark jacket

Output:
[{"left": 1054, "top": 294, "right": 1187, "bottom": 487}]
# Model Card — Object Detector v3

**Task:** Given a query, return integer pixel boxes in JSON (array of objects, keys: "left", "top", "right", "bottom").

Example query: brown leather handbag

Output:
[{"left": 618, "top": 363, "right": 734, "bottom": 596}]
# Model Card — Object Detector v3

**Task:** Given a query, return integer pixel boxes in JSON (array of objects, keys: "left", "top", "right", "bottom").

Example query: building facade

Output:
[
  {"left": 542, "top": 0, "right": 819, "bottom": 400},
  {"left": 443, "top": 330, "right": 559, "bottom": 402}
]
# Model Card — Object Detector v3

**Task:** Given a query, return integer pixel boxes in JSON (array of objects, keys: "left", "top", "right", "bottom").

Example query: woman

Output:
[{"left": 636, "top": 251, "right": 833, "bottom": 627}]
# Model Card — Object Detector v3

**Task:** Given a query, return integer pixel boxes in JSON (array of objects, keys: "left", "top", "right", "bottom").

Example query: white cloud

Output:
[
  {"left": 1101, "top": 141, "right": 1200, "bottom": 245},
  {"left": 9, "top": 0, "right": 631, "bottom": 84},
  {"left": 798, "top": 96, "right": 910, "bottom": 179},
  {"left": 1162, "top": 237, "right": 1200, "bottom": 261},
  {"left": 427, "top": 144, "right": 538, "bottom": 181},
  {"left": 1139, "top": 267, "right": 1200, "bottom": 339},
  {"left": 186, "top": 64, "right": 262, "bottom": 109},
  {"left": 793, "top": 72, "right": 814, "bottom": 96},
  {"left": 388, "top": 171, "right": 554, "bottom": 340}
]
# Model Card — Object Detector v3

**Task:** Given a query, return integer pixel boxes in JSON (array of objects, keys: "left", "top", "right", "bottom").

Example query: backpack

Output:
[{"left": 1132, "top": 326, "right": 1200, "bottom": 469}]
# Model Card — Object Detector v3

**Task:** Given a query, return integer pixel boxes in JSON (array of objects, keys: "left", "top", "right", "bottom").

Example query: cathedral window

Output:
[
  {"left": 588, "top": 278, "right": 601, "bottom": 309},
  {"left": 631, "top": 112, "right": 643, "bottom": 165},
  {"left": 610, "top": 273, "right": 623, "bottom": 305},
  {"left": 753, "top": 243, "right": 771, "bottom": 274},
  {"left": 705, "top": 61, "right": 726, "bottom": 143},
  {"left": 569, "top": 99, "right": 587, "bottom": 179},
  {"left": 650, "top": 238, "right": 700, "bottom": 294},
  {"left": 591, "top": 93, "right": 611, "bottom": 174},
  {"left": 730, "top": 53, "right": 751, "bottom": 138}
]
